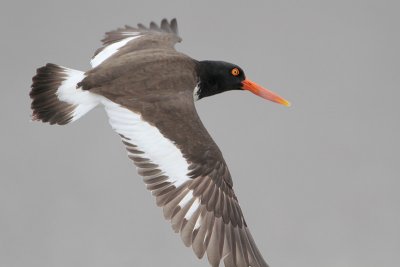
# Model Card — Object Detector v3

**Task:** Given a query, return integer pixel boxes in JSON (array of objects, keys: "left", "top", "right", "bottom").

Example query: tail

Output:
[{"left": 30, "top": 63, "right": 100, "bottom": 125}]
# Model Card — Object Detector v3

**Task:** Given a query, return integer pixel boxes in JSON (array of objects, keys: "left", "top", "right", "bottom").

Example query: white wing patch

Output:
[
  {"left": 90, "top": 35, "right": 141, "bottom": 68},
  {"left": 102, "top": 99, "right": 191, "bottom": 188}
]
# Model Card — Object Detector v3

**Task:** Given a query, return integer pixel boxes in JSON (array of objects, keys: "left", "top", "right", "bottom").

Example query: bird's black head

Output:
[
  {"left": 195, "top": 60, "right": 291, "bottom": 106},
  {"left": 195, "top": 61, "right": 245, "bottom": 99}
]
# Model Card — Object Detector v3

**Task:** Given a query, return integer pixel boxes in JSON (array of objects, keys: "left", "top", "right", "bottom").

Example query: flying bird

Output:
[{"left": 30, "top": 18, "right": 290, "bottom": 267}]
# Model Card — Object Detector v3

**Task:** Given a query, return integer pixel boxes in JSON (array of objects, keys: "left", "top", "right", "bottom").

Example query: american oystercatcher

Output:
[{"left": 30, "top": 18, "right": 290, "bottom": 267}]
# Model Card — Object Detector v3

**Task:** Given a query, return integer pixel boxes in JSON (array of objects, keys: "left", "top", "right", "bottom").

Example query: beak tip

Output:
[{"left": 279, "top": 99, "right": 291, "bottom": 107}]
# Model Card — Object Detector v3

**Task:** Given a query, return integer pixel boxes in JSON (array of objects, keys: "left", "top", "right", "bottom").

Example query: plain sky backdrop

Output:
[{"left": 1, "top": 1, "right": 399, "bottom": 267}]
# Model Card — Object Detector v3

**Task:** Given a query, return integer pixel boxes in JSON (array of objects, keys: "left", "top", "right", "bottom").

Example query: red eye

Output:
[{"left": 231, "top": 68, "right": 240, "bottom": 76}]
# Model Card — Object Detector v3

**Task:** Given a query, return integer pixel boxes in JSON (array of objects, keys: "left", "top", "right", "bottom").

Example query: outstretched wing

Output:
[
  {"left": 100, "top": 92, "right": 269, "bottom": 267},
  {"left": 91, "top": 18, "right": 181, "bottom": 68}
]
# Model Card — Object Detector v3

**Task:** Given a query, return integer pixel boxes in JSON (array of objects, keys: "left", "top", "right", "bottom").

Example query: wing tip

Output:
[{"left": 93, "top": 18, "right": 181, "bottom": 60}]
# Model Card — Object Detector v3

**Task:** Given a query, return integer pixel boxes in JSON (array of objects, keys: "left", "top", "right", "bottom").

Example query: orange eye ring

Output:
[{"left": 231, "top": 68, "right": 240, "bottom": 76}]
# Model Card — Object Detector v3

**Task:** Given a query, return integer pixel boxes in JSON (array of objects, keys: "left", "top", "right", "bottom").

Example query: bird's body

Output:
[{"left": 30, "top": 19, "right": 289, "bottom": 267}]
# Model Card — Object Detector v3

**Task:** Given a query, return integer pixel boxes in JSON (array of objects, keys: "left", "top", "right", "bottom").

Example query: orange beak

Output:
[{"left": 241, "top": 79, "right": 291, "bottom": 107}]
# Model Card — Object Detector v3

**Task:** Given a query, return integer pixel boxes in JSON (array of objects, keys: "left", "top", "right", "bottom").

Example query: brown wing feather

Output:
[
  {"left": 92, "top": 18, "right": 181, "bottom": 60},
  {"left": 115, "top": 126, "right": 269, "bottom": 267}
]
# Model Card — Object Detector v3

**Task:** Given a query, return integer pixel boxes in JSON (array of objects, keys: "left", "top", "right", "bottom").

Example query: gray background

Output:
[{"left": 1, "top": 0, "right": 399, "bottom": 266}]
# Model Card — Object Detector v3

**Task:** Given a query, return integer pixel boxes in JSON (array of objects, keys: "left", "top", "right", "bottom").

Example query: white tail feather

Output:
[
  {"left": 56, "top": 67, "right": 100, "bottom": 122},
  {"left": 30, "top": 63, "right": 100, "bottom": 125}
]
